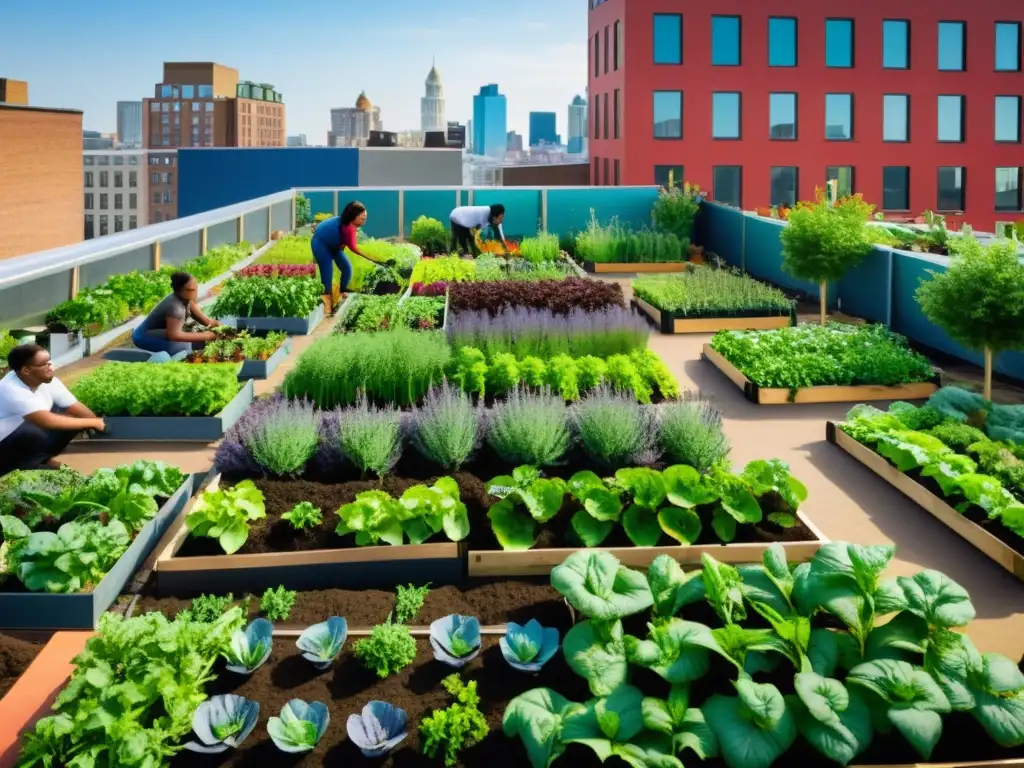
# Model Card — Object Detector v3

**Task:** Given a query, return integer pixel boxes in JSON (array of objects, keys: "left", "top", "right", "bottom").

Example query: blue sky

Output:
[{"left": 0, "top": 0, "right": 587, "bottom": 142}]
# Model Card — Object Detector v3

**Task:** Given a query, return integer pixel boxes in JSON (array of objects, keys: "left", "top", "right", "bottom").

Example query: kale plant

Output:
[
  {"left": 260, "top": 585, "right": 297, "bottom": 621},
  {"left": 395, "top": 583, "right": 431, "bottom": 624},
  {"left": 354, "top": 614, "right": 418, "bottom": 678},
  {"left": 420, "top": 675, "right": 489, "bottom": 767}
]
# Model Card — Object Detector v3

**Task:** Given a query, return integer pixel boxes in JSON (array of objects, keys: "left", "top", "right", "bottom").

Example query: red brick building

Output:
[{"left": 589, "top": 0, "right": 1024, "bottom": 229}]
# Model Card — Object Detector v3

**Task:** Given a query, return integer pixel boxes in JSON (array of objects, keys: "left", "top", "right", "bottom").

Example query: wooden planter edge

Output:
[
  {"left": 826, "top": 422, "right": 1024, "bottom": 580},
  {"left": 702, "top": 344, "right": 940, "bottom": 405},
  {"left": 585, "top": 261, "right": 688, "bottom": 274},
  {"left": 467, "top": 509, "right": 829, "bottom": 577},
  {"left": 633, "top": 298, "right": 795, "bottom": 335}
]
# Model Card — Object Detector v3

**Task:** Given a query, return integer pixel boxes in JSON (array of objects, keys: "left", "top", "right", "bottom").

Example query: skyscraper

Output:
[
  {"left": 420, "top": 59, "right": 446, "bottom": 133},
  {"left": 472, "top": 84, "right": 507, "bottom": 158},
  {"left": 529, "top": 112, "right": 559, "bottom": 147},
  {"left": 567, "top": 94, "right": 587, "bottom": 155},
  {"left": 117, "top": 101, "right": 142, "bottom": 147}
]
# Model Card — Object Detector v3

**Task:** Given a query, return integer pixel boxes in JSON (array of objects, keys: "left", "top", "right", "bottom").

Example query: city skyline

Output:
[{"left": 0, "top": 0, "right": 586, "bottom": 142}]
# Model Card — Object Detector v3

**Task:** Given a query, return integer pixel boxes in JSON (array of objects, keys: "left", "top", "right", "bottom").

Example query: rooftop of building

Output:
[{"left": 0, "top": 102, "right": 82, "bottom": 115}]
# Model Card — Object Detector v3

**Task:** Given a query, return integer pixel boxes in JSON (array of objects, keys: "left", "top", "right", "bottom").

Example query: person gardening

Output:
[
  {"left": 310, "top": 201, "right": 394, "bottom": 312},
  {"left": 0, "top": 344, "right": 105, "bottom": 475},
  {"left": 132, "top": 271, "right": 222, "bottom": 356},
  {"left": 449, "top": 203, "right": 508, "bottom": 257}
]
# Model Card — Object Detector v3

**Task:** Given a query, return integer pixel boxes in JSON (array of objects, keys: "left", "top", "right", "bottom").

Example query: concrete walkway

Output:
[{"left": 59, "top": 284, "right": 1024, "bottom": 659}]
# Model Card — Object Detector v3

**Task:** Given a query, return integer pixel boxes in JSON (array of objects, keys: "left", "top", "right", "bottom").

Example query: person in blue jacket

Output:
[{"left": 311, "top": 201, "right": 394, "bottom": 310}]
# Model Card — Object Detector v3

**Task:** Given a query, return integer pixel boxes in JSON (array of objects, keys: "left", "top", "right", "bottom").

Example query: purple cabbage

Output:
[{"left": 447, "top": 305, "right": 649, "bottom": 360}]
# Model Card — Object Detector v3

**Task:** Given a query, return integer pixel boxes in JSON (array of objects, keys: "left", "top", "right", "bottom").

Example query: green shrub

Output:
[
  {"left": 924, "top": 422, "right": 988, "bottom": 452},
  {"left": 283, "top": 328, "right": 450, "bottom": 408},
  {"left": 486, "top": 388, "right": 571, "bottom": 467},
  {"left": 210, "top": 275, "right": 323, "bottom": 319},
  {"left": 651, "top": 182, "right": 702, "bottom": 241},
  {"left": 73, "top": 362, "right": 240, "bottom": 417},
  {"left": 409, "top": 216, "right": 449, "bottom": 256},
  {"left": 410, "top": 256, "right": 475, "bottom": 285},
  {"left": 576, "top": 213, "right": 684, "bottom": 264},
  {"left": 658, "top": 398, "right": 731, "bottom": 472},
  {"left": 519, "top": 232, "right": 561, "bottom": 263}
]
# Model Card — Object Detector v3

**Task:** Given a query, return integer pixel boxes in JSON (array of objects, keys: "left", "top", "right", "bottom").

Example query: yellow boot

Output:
[{"left": 322, "top": 293, "right": 332, "bottom": 315}]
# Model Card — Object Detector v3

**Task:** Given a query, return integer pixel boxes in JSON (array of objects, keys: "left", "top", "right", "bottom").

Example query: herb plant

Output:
[
  {"left": 634, "top": 268, "right": 794, "bottom": 317},
  {"left": 486, "top": 388, "right": 572, "bottom": 467},
  {"left": 283, "top": 329, "right": 450, "bottom": 408},
  {"left": 571, "top": 386, "right": 659, "bottom": 467},
  {"left": 336, "top": 395, "right": 403, "bottom": 477},
  {"left": 576, "top": 213, "right": 686, "bottom": 263},
  {"left": 916, "top": 236, "right": 1024, "bottom": 400},
  {"left": 410, "top": 382, "right": 481, "bottom": 470},
  {"left": 395, "top": 583, "right": 431, "bottom": 624},
  {"left": 243, "top": 397, "right": 320, "bottom": 476},
  {"left": 281, "top": 502, "right": 323, "bottom": 530},
  {"left": 410, "top": 255, "right": 476, "bottom": 285},
  {"left": 354, "top": 614, "right": 418, "bottom": 678},
  {"left": 73, "top": 362, "right": 242, "bottom": 417},
  {"left": 185, "top": 480, "right": 267, "bottom": 555},
  {"left": 420, "top": 675, "right": 490, "bottom": 767},
  {"left": 210, "top": 275, "right": 324, "bottom": 319},
  {"left": 710, "top": 323, "right": 935, "bottom": 390},
  {"left": 260, "top": 585, "right": 297, "bottom": 620},
  {"left": 409, "top": 215, "right": 449, "bottom": 256},
  {"left": 658, "top": 397, "right": 731, "bottom": 473},
  {"left": 519, "top": 232, "right": 561, "bottom": 263},
  {"left": 176, "top": 593, "right": 241, "bottom": 623}
]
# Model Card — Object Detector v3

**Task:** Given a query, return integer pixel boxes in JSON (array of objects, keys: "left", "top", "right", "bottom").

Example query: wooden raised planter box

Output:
[
  {"left": 827, "top": 421, "right": 1024, "bottom": 580},
  {"left": 219, "top": 302, "right": 325, "bottom": 336},
  {"left": 467, "top": 509, "right": 828, "bottom": 577},
  {"left": 633, "top": 298, "right": 796, "bottom": 335},
  {"left": 150, "top": 475, "right": 463, "bottom": 594},
  {"left": 584, "top": 261, "right": 687, "bottom": 274},
  {"left": 702, "top": 343, "right": 940, "bottom": 405},
  {"left": 0, "top": 475, "right": 195, "bottom": 630},
  {"left": 89, "top": 379, "right": 254, "bottom": 442}
]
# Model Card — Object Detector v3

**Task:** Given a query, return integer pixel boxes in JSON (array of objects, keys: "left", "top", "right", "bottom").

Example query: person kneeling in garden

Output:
[
  {"left": 0, "top": 344, "right": 105, "bottom": 474},
  {"left": 132, "top": 271, "right": 222, "bottom": 356},
  {"left": 449, "top": 203, "right": 509, "bottom": 257}
]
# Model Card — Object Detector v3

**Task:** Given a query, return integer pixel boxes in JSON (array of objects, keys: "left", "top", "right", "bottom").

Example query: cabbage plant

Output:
[
  {"left": 184, "top": 694, "right": 260, "bottom": 753},
  {"left": 224, "top": 618, "right": 273, "bottom": 674},
  {"left": 346, "top": 700, "right": 408, "bottom": 758},
  {"left": 500, "top": 620, "right": 560, "bottom": 673},
  {"left": 429, "top": 614, "right": 481, "bottom": 667},
  {"left": 268, "top": 699, "right": 330, "bottom": 753},
  {"left": 297, "top": 616, "right": 348, "bottom": 669}
]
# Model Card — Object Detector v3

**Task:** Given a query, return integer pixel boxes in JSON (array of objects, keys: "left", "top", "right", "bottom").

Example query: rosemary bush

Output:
[
  {"left": 283, "top": 329, "right": 450, "bottom": 408},
  {"left": 243, "top": 397, "right": 321, "bottom": 476},
  {"left": 485, "top": 388, "right": 571, "bottom": 467},
  {"left": 572, "top": 386, "right": 660, "bottom": 468},
  {"left": 657, "top": 397, "right": 731, "bottom": 472},
  {"left": 336, "top": 395, "right": 403, "bottom": 478},
  {"left": 410, "top": 382, "right": 481, "bottom": 471}
]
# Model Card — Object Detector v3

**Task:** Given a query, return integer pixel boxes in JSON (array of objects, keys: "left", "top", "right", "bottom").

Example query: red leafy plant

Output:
[
  {"left": 413, "top": 281, "right": 448, "bottom": 297},
  {"left": 448, "top": 278, "right": 624, "bottom": 316},
  {"left": 237, "top": 264, "right": 316, "bottom": 279}
]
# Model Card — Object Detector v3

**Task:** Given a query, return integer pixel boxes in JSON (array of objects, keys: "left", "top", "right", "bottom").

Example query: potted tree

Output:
[
  {"left": 779, "top": 189, "right": 873, "bottom": 325},
  {"left": 915, "top": 235, "right": 1024, "bottom": 400}
]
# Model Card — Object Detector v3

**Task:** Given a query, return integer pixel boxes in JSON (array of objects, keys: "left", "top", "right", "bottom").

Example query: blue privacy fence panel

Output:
[
  {"left": 403, "top": 190, "right": 459, "bottom": 237},
  {"left": 546, "top": 187, "right": 659, "bottom": 235},
  {"left": 305, "top": 192, "right": 335, "bottom": 218},
  {"left": 350, "top": 190, "right": 400, "bottom": 239},
  {"left": 698, "top": 200, "right": 1024, "bottom": 381},
  {"left": 474, "top": 189, "right": 541, "bottom": 237},
  {"left": 178, "top": 148, "right": 358, "bottom": 216}
]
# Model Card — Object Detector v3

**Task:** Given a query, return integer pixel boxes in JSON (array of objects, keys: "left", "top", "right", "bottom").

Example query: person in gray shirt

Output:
[{"left": 131, "top": 272, "right": 223, "bottom": 356}]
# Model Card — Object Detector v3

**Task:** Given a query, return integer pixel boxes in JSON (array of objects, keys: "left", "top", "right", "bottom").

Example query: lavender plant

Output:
[
  {"left": 447, "top": 306, "right": 649, "bottom": 360},
  {"left": 485, "top": 388, "right": 571, "bottom": 467},
  {"left": 312, "top": 409, "right": 344, "bottom": 477},
  {"left": 242, "top": 398, "right": 320, "bottom": 477},
  {"left": 658, "top": 396, "right": 731, "bottom": 473},
  {"left": 572, "top": 386, "right": 660, "bottom": 468},
  {"left": 337, "top": 395, "right": 403, "bottom": 478},
  {"left": 410, "top": 381, "right": 481, "bottom": 471},
  {"left": 215, "top": 399, "right": 273, "bottom": 476}
]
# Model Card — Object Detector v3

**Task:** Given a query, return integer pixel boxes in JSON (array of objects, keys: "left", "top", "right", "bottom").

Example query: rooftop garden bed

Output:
[
  {"left": 632, "top": 268, "right": 796, "bottom": 334},
  {"left": 336, "top": 295, "right": 445, "bottom": 333},
  {"left": 449, "top": 278, "right": 625, "bottom": 317},
  {"left": 705, "top": 323, "right": 939, "bottom": 405},
  {"left": 830, "top": 388, "right": 1024, "bottom": 577}
]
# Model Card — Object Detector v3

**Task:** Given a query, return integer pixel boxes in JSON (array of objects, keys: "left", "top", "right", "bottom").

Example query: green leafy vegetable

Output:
[{"left": 185, "top": 480, "right": 267, "bottom": 555}]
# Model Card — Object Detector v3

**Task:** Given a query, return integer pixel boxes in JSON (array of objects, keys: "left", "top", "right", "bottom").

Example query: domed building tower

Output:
[
  {"left": 420, "top": 58, "right": 446, "bottom": 133},
  {"left": 356, "top": 90, "right": 372, "bottom": 111}
]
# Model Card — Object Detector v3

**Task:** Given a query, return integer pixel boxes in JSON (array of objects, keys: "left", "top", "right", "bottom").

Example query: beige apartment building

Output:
[
  {"left": 0, "top": 78, "right": 83, "bottom": 260},
  {"left": 142, "top": 62, "right": 285, "bottom": 221},
  {"left": 83, "top": 150, "right": 149, "bottom": 238}
]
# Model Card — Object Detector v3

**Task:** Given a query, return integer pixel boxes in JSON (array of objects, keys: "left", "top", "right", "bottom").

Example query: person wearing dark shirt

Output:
[
  {"left": 131, "top": 272, "right": 221, "bottom": 356},
  {"left": 311, "top": 201, "right": 393, "bottom": 311}
]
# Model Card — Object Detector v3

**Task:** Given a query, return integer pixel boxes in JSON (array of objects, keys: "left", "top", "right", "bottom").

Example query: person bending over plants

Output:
[
  {"left": 449, "top": 203, "right": 509, "bottom": 257},
  {"left": 0, "top": 344, "right": 105, "bottom": 475},
  {"left": 132, "top": 271, "right": 223, "bottom": 356},
  {"left": 311, "top": 201, "right": 396, "bottom": 313}
]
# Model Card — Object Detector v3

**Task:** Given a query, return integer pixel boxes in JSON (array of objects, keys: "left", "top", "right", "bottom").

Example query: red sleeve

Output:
[{"left": 341, "top": 224, "right": 362, "bottom": 255}]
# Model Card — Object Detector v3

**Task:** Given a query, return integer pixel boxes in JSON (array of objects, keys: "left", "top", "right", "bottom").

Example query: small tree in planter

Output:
[
  {"left": 779, "top": 190, "right": 873, "bottom": 324},
  {"left": 915, "top": 235, "right": 1024, "bottom": 400}
]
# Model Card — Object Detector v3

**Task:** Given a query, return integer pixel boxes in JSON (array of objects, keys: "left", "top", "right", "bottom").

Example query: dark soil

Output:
[
  {"left": 0, "top": 633, "right": 43, "bottom": 700},
  {"left": 171, "top": 637, "right": 1024, "bottom": 768},
  {"left": 131, "top": 578, "right": 569, "bottom": 632},
  {"left": 185, "top": 470, "right": 815, "bottom": 561},
  {"left": 631, "top": 298, "right": 794, "bottom": 320}
]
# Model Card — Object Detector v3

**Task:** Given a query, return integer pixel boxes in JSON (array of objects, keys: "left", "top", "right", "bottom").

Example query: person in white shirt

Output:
[
  {"left": 0, "top": 344, "right": 105, "bottom": 475},
  {"left": 449, "top": 204, "right": 509, "bottom": 257}
]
